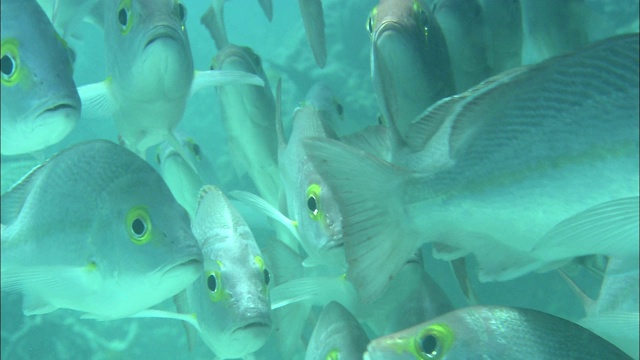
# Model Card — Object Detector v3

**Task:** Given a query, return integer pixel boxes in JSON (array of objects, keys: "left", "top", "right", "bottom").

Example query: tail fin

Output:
[{"left": 303, "top": 137, "right": 418, "bottom": 302}]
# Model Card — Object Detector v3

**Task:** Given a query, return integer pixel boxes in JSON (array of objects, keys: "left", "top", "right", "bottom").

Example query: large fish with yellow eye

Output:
[
  {"left": 184, "top": 185, "right": 272, "bottom": 359},
  {"left": 363, "top": 306, "right": 633, "bottom": 360},
  {"left": 367, "top": 0, "right": 455, "bottom": 143},
  {"left": 304, "top": 33, "right": 640, "bottom": 302},
  {"left": 276, "top": 82, "right": 346, "bottom": 268},
  {"left": 1, "top": 0, "right": 81, "bottom": 156},
  {"left": 305, "top": 301, "right": 369, "bottom": 360},
  {"left": 78, "top": 0, "right": 264, "bottom": 163},
  {"left": 212, "top": 44, "right": 281, "bottom": 208},
  {"left": 0, "top": 140, "right": 202, "bottom": 320}
]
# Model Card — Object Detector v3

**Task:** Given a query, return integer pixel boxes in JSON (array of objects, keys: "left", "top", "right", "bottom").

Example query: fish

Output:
[
  {"left": 212, "top": 44, "right": 281, "bottom": 208},
  {"left": 277, "top": 82, "right": 346, "bottom": 268},
  {"left": 478, "top": 0, "right": 523, "bottom": 73},
  {"left": 299, "top": 0, "right": 327, "bottom": 69},
  {"left": 368, "top": 0, "right": 455, "bottom": 143},
  {"left": 304, "top": 33, "right": 640, "bottom": 302},
  {"left": 562, "top": 258, "right": 640, "bottom": 359},
  {"left": 363, "top": 306, "right": 633, "bottom": 359},
  {"left": 520, "top": 0, "right": 591, "bottom": 64},
  {"left": 200, "top": 0, "right": 228, "bottom": 51},
  {"left": 0, "top": 140, "right": 202, "bottom": 319},
  {"left": 154, "top": 139, "right": 204, "bottom": 220},
  {"left": 431, "top": 0, "right": 493, "bottom": 92},
  {"left": 305, "top": 301, "right": 369, "bottom": 360},
  {"left": 35, "top": 0, "right": 101, "bottom": 39},
  {"left": 186, "top": 185, "right": 272, "bottom": 359},
  {"left": 1, "top": 0, "right": 81, "bottom": 156},
  {"left": 78, "top": 0, "right": 264, "bottom": 162}
]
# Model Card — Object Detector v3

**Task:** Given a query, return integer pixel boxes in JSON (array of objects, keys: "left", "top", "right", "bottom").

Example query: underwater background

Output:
[{"left": 1, "top": 0, "right": 639, "bottom": 359}]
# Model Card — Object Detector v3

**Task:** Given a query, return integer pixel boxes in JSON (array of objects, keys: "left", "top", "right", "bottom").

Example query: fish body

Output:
[
  {"left": 1, "top": 0, "right": 81, "bottom": 156},
  {"left": 368, "top": 0, "right": 455, "bottom": 143},
  {"left": 299, "top": 0, "right": 327, "bottom": 68},
  {"left": 1, "top": 140, "right": 202, "bottom": 319},
  {"left": 36, "top": 0, "right": 101, "bottom": 39},
  {"left": 279, "top": 83, "right": 345, "bottom": 268},
  {"left": 102, "top": 0, "right": 193, "bottom": 154},
  {"left": 432, "top": 0, "right": 493, "bottom": 92},
  {"left": 305, "top": 33, "right": 640, "bottom": 301},
  {"left": 213, "top": 44, "right": 280, "bottom": 207},
  {"left": 188, "top": 185, "right": 272, "bottom": 359},
  {"left": 305, "top": 301, "right": 369, "bottom": 360},
  {"left": 364, "top": 306, "right": 633, "bottom": 359}
]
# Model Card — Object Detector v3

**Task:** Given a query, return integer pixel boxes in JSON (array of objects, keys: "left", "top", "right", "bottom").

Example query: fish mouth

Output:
[
  {"left": 230, "top": 321, "right": 271, "bottom": 336},
  {"left": 40, "top": 103, "right": 78, "bottom": 115},
  {"left": 143, "top": 26, "right": 181, "bottom": 50},
  {"left": 162, "top": 257, "right": 202, "bottom": 276}
]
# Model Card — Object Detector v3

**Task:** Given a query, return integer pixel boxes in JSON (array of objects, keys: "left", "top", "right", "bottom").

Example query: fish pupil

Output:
[
  {"left": 419, "top": 334, "right": 438, "bottom": 357},
  {"left": 336, "top": 103, "right": 344, "bottom": 116},
  {"left": 263, "top": 269, "right": 270, "bottom": 285},
  {"left": 307, "top": 195, "right": 318, "bottom": 214},
  {"left": 1, "top": 54, "right": 15, "bottom": 78},
  {"left": 131, "top": 218, "right": 146, "bottom": 237},
  {"left": 178, "top": 3, "right": 187, "bottom": 22},
  {"left": 207, "top": 273, "right": 217, "bottom": 292},
  {"left": 118, "top": 8, "right": 128, "bottom": 28}
]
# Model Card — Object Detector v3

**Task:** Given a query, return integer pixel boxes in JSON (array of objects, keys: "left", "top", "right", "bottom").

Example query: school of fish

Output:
[{"left": 1, "top": 0, "right": 638, "bottom": 359}]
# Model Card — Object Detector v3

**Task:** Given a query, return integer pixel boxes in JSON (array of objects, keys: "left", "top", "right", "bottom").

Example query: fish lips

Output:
[{"left": 143, "top": 25, "right": 184, "bottom": 50}]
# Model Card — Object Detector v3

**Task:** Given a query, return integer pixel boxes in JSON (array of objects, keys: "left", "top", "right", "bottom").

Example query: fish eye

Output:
[
  {"left": 126, "top": 206, "right": 152, "bottom": 244},
  {"left": 206, "top": 270, "right": 227, "bottom": 302},
  {"left": 414, "top": 324, "right": 452, "bottom": 360},
  {"left": 207, "top": 272, "right": 217, "bottom": 292},
  {"left": 305, "top": 184, "right": 323, "bottom": 221},
  {"left": 176, "top": 2, "right": 187, "bottom": 23},
  {"left": 336, "top": 102, "right": 344, "bottom": 117},
  {"left": 1, "top": 39, "right": 20, "bottom": 86},
  {"left": 325, "top": 349, "right": 340, "bottom": 360},
  {"left": 1, "top": 54, "right": 15, "bottom": 79},
  {"left": 263, "top": 268, "right": 271, "bottom": 286},
  {"left": 412, "top": 1, "right": 430, "bottom": 36},
  {"left": 366, "top": 7, "right": 378, "bottom": 35},
  {"left": 117, "top": 0, "right": 133, "bottom": 34}
]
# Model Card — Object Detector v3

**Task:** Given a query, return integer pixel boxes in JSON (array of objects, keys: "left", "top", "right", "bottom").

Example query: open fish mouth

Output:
[
  {"left": 144, "top": 26, "right": 181, "bottom": 50},
  {"left": 41, "top": 103, "right": 78, "bottom": 114}
]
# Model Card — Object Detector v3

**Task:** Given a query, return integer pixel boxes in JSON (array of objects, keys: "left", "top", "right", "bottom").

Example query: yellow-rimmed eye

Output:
[
  {"left": 126, "top": 206, "right": 152, "bottom": 244},
  {"left": 366, "top": 6, "right": 378, "bottom": 35},
  {"left": 205, "top": 270, "right": 229, "bottom": 302},
  {"left": 254, "top": 256, "right": 271, "bottom": 286},
  {"left": 1, "top": 38, "right": 21, "bottom": 86},
  {"left": 306, "top": 184, "right": 323, "bottom": 221},
  {"left": 117, "top": 0, "right": 133, "bottom": 34},
  {"left": 413, "top": 323, "right": 453, "bottom": 359},
  {"left": 176, "top": 1, "right": 187, "bottom": 23}
]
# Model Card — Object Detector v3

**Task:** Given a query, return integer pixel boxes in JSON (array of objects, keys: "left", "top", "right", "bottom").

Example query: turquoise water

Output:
[{"left": 1, "top": 0, "right": 638, "bottom": 359}]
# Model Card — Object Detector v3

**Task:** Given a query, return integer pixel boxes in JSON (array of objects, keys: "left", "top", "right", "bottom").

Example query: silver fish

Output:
[
  {"left": 305, "top": 33, "right": 639, "bottom": 302},
  {"left": 299, "top": 0, "right": 327, "bottom": 69},
  {"left": 200, "top": 0, "right": 228, "bottom": 51},
  {"left": 1, "top": 140, "right": 202, "bottom": 319},
  {"left": 432, "top": 0, "right": 493, "bottom": 91},
  {"left": 78, "top": 0, "right": 263, "bottom": 160},
  {"left": 364, "top": 306, "right": 633, "bottom": 359},
  {"left": 368, "top": 0, "right": 455, "bottom": 143},
  {"left": 278, "top": 82, "right": 345, "bottom": 268},
  {"left": 1, "top": 0, "right": 81, "bottom": 156},
  {"left": 305, "top": 301, "right": 369, "bottom": 360},
  {"left": 187, "top": 185, "right": 272, "bottom": 359},
  {"left": 213, "top": 44, "right": 281, "bottom": 208}
]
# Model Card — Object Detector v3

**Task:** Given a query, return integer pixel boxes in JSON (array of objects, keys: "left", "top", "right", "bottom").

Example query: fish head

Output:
[
  {"left": 1, "top": 0, "right": 80, "bottom": 155},
  {"left": 364, "top": 320, "right": 456, "bottom": 360},
  {"left": 104, "top": 0, "right": 193, "bottom": 99},
  {"left": 188, "top": 185, "right": 272, "bottom": 357},
  {"left": 190, "top": 253, "right": 272, "bottom": 358},
  {"left": 297, "top": 177, "right": 346, "bottom": 268},
  {"left": 367, "top": 0, "right": 452, "bottom": 138},
  {"left": 91, "top": 167, "right": 202, "bottom": 314}
]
